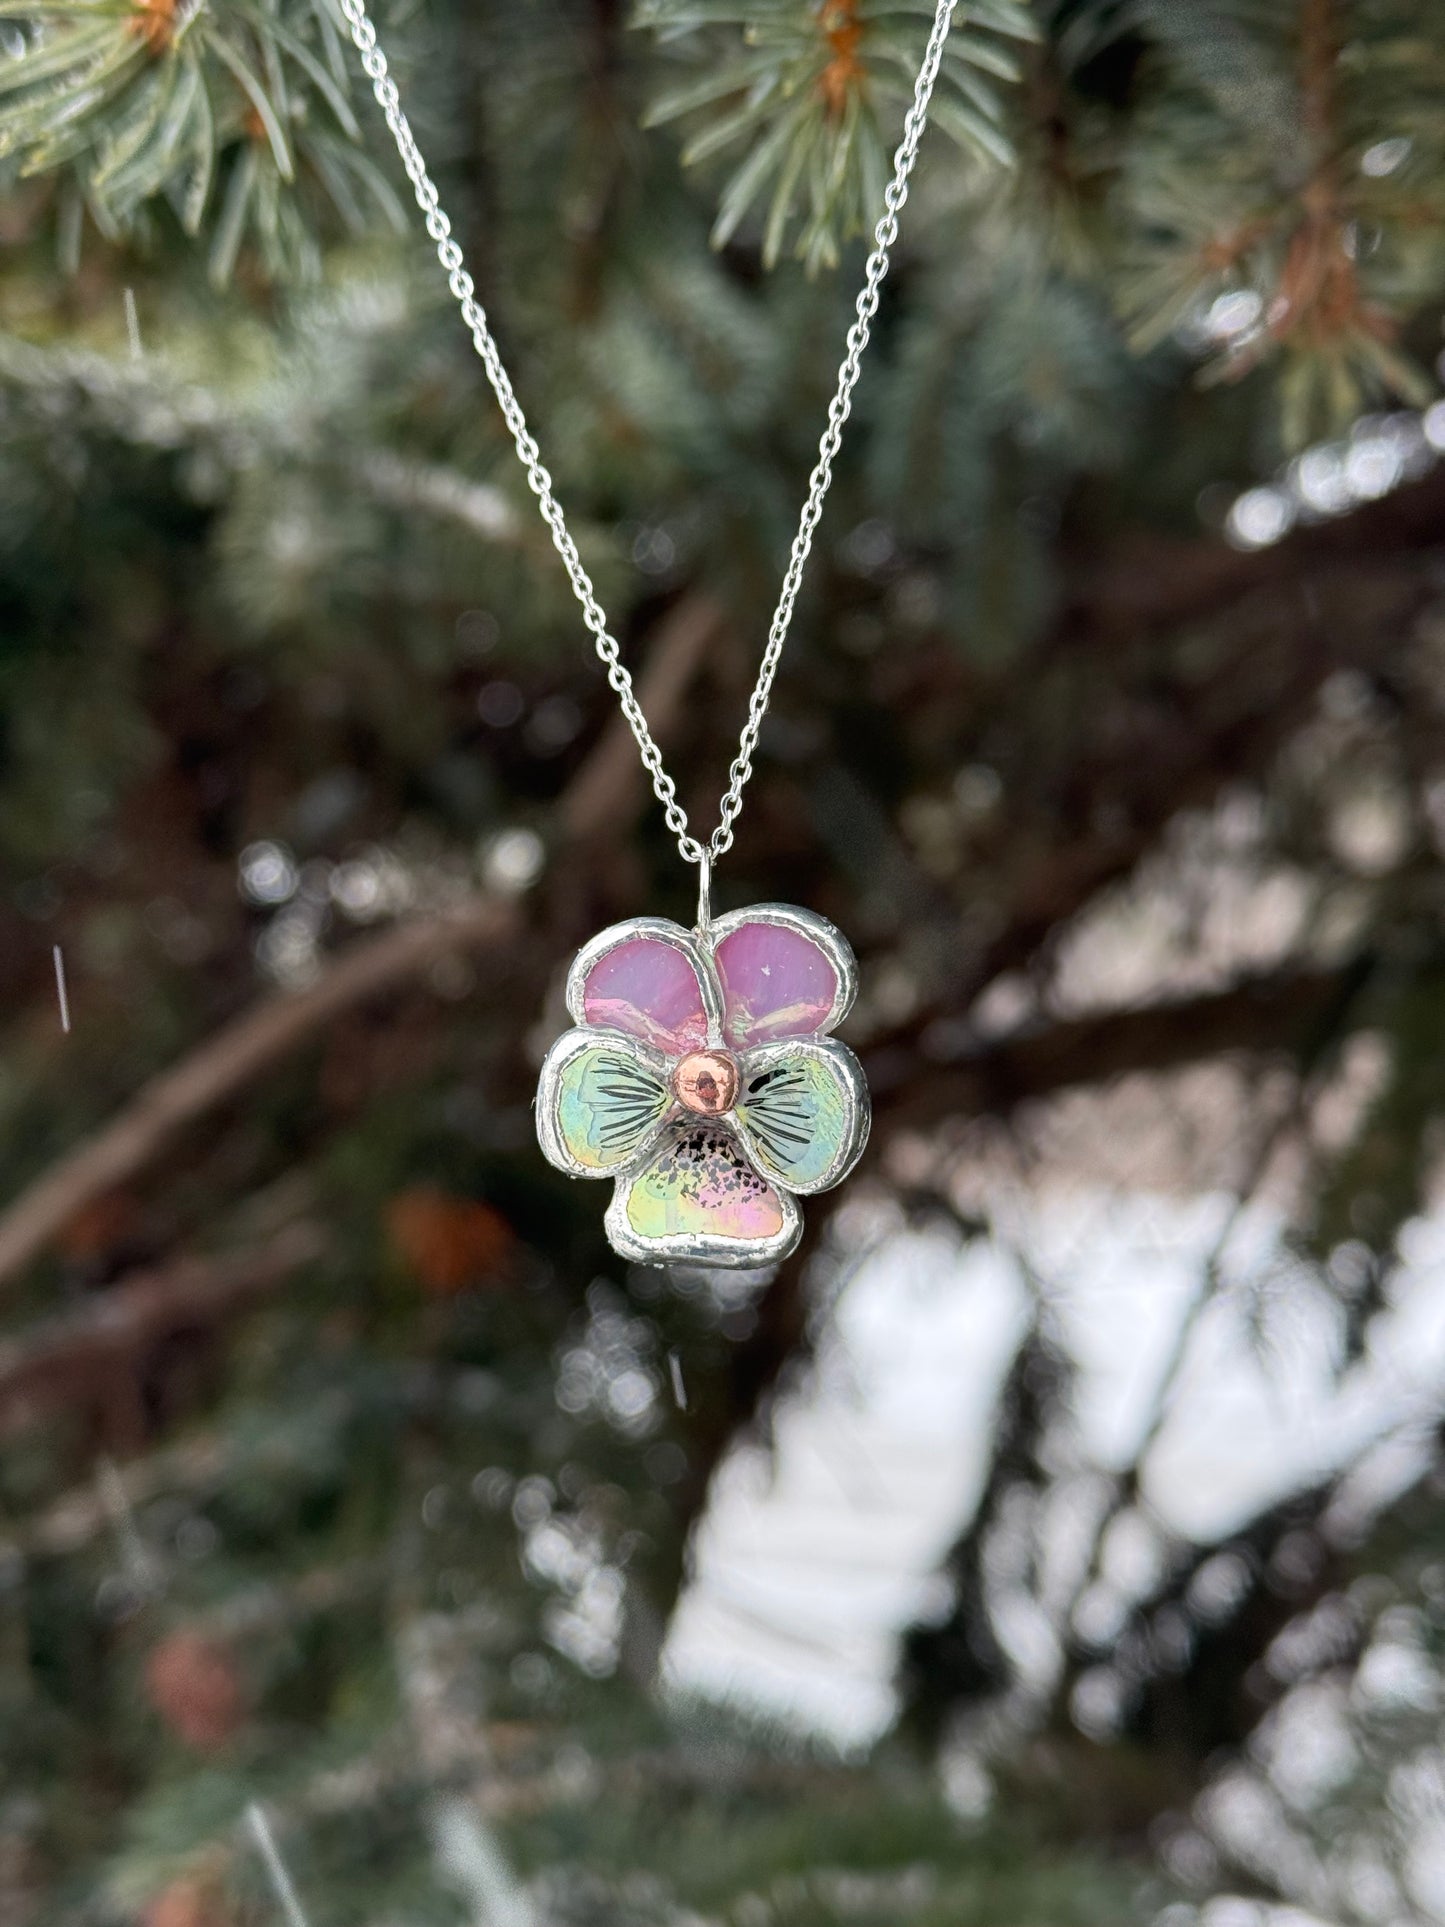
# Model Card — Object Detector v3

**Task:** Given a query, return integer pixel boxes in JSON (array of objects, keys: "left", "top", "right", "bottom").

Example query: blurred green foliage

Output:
[{"left": 4, "top": 3, "right": 1445, "bottom": 1924}]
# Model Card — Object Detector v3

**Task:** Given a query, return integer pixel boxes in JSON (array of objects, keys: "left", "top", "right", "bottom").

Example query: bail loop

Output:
[{"left": 695, "top": 848, "right": 714, "bottom": 936}]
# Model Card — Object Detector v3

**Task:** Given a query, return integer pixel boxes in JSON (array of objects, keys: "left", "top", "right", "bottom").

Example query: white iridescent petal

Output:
[
  {"left": 732, "top": 1036, "right": 870, "bottom": 1195},
  {"left": 605, "top": 1119, "right": 801, "bottom": 1268}
]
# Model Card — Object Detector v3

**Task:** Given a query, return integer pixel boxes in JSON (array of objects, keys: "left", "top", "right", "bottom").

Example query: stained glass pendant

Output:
[{"left": 535, "top": 905, "right": 870, "bottom": 1267}]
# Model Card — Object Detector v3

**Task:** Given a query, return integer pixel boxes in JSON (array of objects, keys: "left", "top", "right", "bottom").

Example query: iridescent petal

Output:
[
  {"left": 536, "top": 1029, "right": 673, "bottom": 1178},
  {"left": 567, "top": 919, "right": 717, "bottom": 1057},
  {"left": 733, "top": 1037, "right": 870, "bottom": 1195},
  {"left": 606, "top": 1120, "right": 801, "bottom": 1267},
  {"left": 710, "top": 906, "right": 856, "bottom": 1048}
]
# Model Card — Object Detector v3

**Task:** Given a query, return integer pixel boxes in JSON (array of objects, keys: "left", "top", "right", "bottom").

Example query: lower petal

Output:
[{"left": 606, "top": 1121, "right": 801, "bottom": 1267}]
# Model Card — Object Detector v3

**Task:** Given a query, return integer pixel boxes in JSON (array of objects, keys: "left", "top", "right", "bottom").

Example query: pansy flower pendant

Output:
[{"left": 535, "top": 905, "right": 870, "bottom": 1266}]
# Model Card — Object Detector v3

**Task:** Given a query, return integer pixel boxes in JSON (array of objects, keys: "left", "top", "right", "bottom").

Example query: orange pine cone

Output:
[
  {"left": 55, "top": 1188, "right": 143, "bottom": 1262},
  {"left": 143, "top": 1873, "right": 229, "bottom": 1927},
  {"left": 144, "top": 1630, "right": 245, "bottom": 1752},
  {"left": 385, "top": 1187, "right": 514, "bottom": 1294}
]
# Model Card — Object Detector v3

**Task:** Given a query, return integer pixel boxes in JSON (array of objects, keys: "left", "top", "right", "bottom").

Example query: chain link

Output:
[{"left": 337, "top": 0, "right": 956, "bottom": 867}]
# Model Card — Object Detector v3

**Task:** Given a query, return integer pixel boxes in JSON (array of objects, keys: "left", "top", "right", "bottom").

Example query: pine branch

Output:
[
  {"left": 877, "top": 960, "right": 1372, "bottom": 1132},
  {"left": 0, "top": 594, "right": 726, "bottom": 1290},
  {"left": 638, "top": 0, "right": 1035, "bottom": 269},
  {"left": 7, "top": 1428, "right": 229, "bottom": 1559},
  {"left": 0, "top": 1222, "right": 324, "bottom": 1441},
  {"left": 1120, "top": 0, "right": 1445, "bottom": 440},
  {"left": 0, "top": 895, "right": 522, "bottom": 1291},
  {"left": 0, "top": 0, "right": 405, "bottom": 280}
]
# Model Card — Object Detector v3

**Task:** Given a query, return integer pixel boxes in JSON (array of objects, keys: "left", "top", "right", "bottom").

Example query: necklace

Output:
[{"left": 339, "top": 0, "right": 957, "bottom": 1267}]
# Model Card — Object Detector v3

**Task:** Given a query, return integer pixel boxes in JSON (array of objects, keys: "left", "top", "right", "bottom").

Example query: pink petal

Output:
[
  {"left": 581, "top": 935, "right": 710, "bottom": 1056},
  {"left": 715, "top": 919, "right": 840, "bottom": 1047}
]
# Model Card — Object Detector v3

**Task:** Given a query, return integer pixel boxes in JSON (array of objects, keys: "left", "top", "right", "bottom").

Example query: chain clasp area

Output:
[{"left": 694, "top": 849, "right": 714, "bottom": 937}]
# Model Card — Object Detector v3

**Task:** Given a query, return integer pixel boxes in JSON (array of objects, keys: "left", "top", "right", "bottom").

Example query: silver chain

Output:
[{"left": 337, "top": 0, "right": 957, "bottom": 867}]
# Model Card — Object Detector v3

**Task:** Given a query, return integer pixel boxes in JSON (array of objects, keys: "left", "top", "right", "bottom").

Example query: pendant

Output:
[{"left": 535, "top": 899, "right": 870, "bottom": 1267}]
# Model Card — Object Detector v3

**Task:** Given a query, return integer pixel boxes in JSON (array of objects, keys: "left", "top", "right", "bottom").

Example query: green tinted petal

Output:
[
  {"left": 536, "top": 1030, "right": 672, "bottom": 1177},
  {"left": 733, "top": 1038, "right": 870, "bottom": 1195}
]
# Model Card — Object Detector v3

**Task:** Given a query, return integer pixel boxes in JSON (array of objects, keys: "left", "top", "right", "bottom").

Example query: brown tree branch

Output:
[
  {"left": 7, "top": 1430, "right": 229, "bottom": 1560},
  {"left": 0, "top": 1222, "right": 324, "bottom": 1439},
  {"left": 0, "top": 902, "right": 520, "bottom": 1291},
  {"left": 558, "top": 593, "right": 724, "bottom": 839},
  {"left": 0, "top": 594, "right": 726, "bottom": 1290},
  {"left": 1056, "top": 461, "right": 1445, "bottom": 649},
  {"left": 873, "top": 960, "right": 1369, "bottom": 1132}
]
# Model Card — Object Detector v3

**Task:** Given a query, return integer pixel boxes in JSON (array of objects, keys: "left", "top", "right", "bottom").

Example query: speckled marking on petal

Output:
[{"left": 624, "top": 1123, "right": 784, "bottom": 1243}]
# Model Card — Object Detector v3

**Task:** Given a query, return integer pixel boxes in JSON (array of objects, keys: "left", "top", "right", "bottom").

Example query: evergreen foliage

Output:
[
  {"left": 2, "top": 2, "right": 1445, "bottom": 1924},
  {"left": 0, "top": 0, "right": 406, "bottom": 280}
]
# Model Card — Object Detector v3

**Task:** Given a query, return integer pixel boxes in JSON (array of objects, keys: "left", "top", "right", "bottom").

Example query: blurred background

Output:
[{"left": 3, "top": 1, "right": 1445, "bottom": 1922}]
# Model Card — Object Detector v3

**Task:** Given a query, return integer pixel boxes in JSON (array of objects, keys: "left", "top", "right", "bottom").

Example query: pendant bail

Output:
[{"left": 695, "top": 848, "right": 713, "bottom": 936}]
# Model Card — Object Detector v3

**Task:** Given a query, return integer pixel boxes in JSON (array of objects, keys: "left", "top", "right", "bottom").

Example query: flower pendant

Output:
[{"left": 535, "top": 905, "right": 870, "bottom": 1267}]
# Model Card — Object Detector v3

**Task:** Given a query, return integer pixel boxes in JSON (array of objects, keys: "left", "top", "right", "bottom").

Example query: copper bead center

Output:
[{"left": 672, "top": 1048, "right": 739, "bottom": 1117}]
